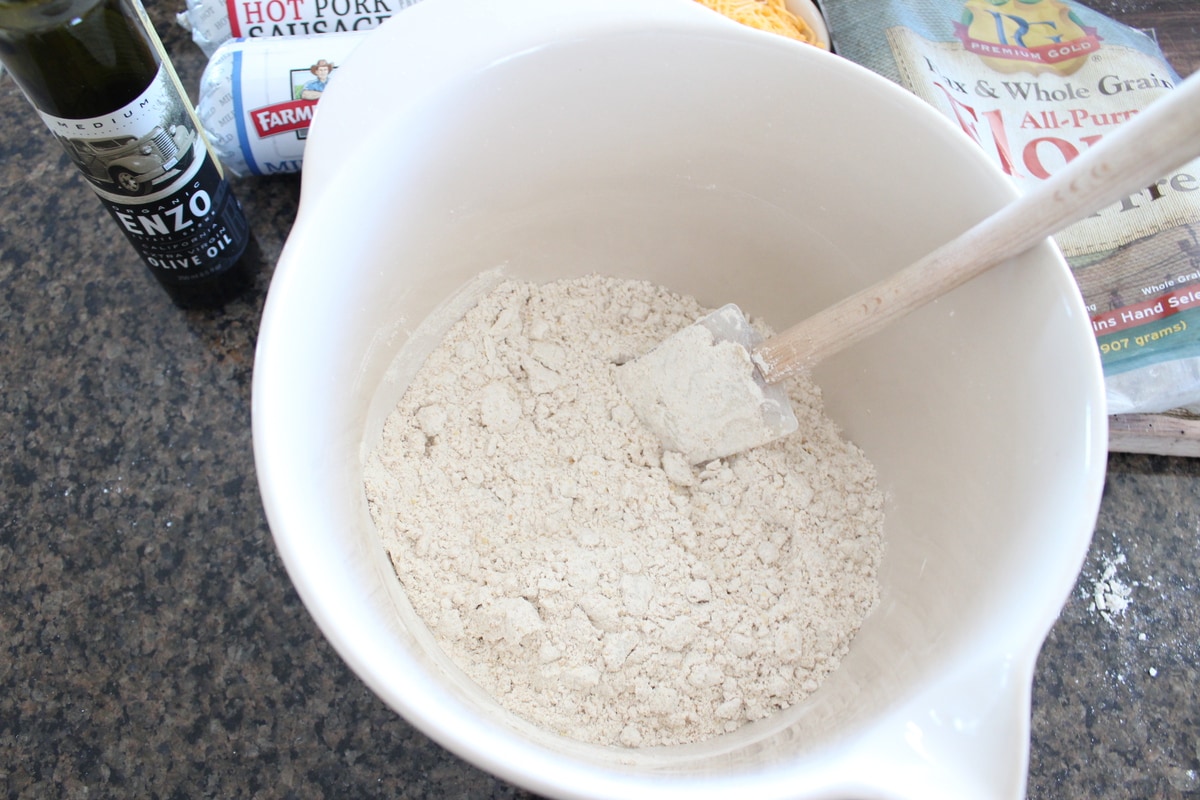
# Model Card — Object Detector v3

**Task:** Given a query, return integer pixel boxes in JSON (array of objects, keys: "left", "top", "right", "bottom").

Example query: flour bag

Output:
[{"left": 821, "top": 0, "right": 1200, "bottom": 414}]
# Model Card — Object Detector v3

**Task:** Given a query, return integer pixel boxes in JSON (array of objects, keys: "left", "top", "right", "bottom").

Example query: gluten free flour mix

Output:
[{"left": 363, "top": 275, "right": 885, "bottom": 747}]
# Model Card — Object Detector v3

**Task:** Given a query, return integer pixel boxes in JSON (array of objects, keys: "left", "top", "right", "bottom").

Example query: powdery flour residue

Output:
[
  {"left": 1090, "top": 550, "right": 1133, "bottom": 626},
  {"left": 363, "top": 275, "right": 885, "bottom": 747}
]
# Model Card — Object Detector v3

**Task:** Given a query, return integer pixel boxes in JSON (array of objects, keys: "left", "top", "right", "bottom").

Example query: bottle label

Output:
[{"left": 38, "top": 64, "right": 249, "bottom": 285}]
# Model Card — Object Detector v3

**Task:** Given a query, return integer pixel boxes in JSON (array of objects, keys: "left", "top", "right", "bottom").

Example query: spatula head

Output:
[{"left": 616, "top": 304, "right": 799, "bottom": 464}]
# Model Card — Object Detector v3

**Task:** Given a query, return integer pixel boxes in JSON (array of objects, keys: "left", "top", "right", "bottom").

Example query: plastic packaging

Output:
[
  {"left": 198, "top": 32, "right": 366, "bottom": 176},
  {"left": 178, "top": 0, "right": 419, "bottom": 57},
  {"left": 821, "top": 0, "right": 1200, "bottom": 415}
]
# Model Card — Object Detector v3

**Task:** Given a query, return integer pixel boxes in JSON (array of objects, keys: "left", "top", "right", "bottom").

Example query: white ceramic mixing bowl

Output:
[{"left": 252, "top": 0, "right": 1107, "bottom": 798}]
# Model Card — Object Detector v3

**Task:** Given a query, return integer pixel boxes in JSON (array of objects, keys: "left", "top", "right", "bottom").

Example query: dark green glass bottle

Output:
[{"left": 0, "top": 0, "right": 255, "bottom": 309}]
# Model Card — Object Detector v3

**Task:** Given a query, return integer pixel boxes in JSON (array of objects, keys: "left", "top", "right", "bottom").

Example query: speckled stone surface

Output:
[{"left": 1, "top": 2, "right": 1197, "bottom": 798}]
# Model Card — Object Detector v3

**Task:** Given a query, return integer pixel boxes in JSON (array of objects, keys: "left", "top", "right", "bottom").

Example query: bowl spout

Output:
[{"left": 845, "top": 655, "right": 1035, "bottom": 800}]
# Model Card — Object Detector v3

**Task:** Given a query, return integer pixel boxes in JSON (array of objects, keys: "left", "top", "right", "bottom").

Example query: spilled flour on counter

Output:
[
  {"left": 1089, "top": 549, "right": 1133, "bottom": 626},
  {"left": 364, "top": 275, "right": 885, "bottom": 747}
]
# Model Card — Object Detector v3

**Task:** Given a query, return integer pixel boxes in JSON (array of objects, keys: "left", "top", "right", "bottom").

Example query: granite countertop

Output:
[{"left": 1, "top": 2, "right": 1198, "bottom": 798}]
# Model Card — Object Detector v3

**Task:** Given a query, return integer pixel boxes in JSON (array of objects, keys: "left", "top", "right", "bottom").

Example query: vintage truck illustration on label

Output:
[{"left": 57, "top": 122, "right": 197, "bottom": 197}]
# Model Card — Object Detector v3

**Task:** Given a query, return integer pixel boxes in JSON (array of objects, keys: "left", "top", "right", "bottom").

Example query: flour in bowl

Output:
[{"left": 363, "top": 275, "right": 885, "bottom": 747}]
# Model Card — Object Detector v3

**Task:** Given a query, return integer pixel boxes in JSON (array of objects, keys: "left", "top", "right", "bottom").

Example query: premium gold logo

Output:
[{"left": 953, "top": 0, "right": 1101, "bottom": 75}]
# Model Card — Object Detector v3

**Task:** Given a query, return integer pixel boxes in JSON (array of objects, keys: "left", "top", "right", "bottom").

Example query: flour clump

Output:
[{"left": 364, "top": 275, "right": 885, "bottom": 747}]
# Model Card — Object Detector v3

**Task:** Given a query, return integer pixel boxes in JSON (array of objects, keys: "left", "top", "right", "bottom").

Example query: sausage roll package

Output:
[
  {"left": 821, "top": 0, "right": 1200, "bottom": 415},
  {"left": 178, "top": 0, "right": 421, "bottom": 57},
  {"left": 197, "top": 33, "right": 366, "bottom": 176}
]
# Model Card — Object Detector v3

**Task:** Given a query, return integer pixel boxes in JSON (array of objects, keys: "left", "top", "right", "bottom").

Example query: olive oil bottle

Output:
[{"left": 0, "top": 0, "right": 254, "bottom": 308}]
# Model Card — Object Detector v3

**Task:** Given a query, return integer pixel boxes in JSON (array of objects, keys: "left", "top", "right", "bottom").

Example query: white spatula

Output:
[{"left": 618, "top": 71, "right": 1200, "bottom": 464}]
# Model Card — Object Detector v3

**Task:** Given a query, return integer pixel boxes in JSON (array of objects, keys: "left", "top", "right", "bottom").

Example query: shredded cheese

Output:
[{"left": 695, "top": 0, "right": 819, "bottom": 44}]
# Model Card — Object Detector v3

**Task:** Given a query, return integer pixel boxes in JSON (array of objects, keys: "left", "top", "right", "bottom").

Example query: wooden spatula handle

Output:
[{"left": 753, "top": 71, "right": 1200, "bottom": 383}]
